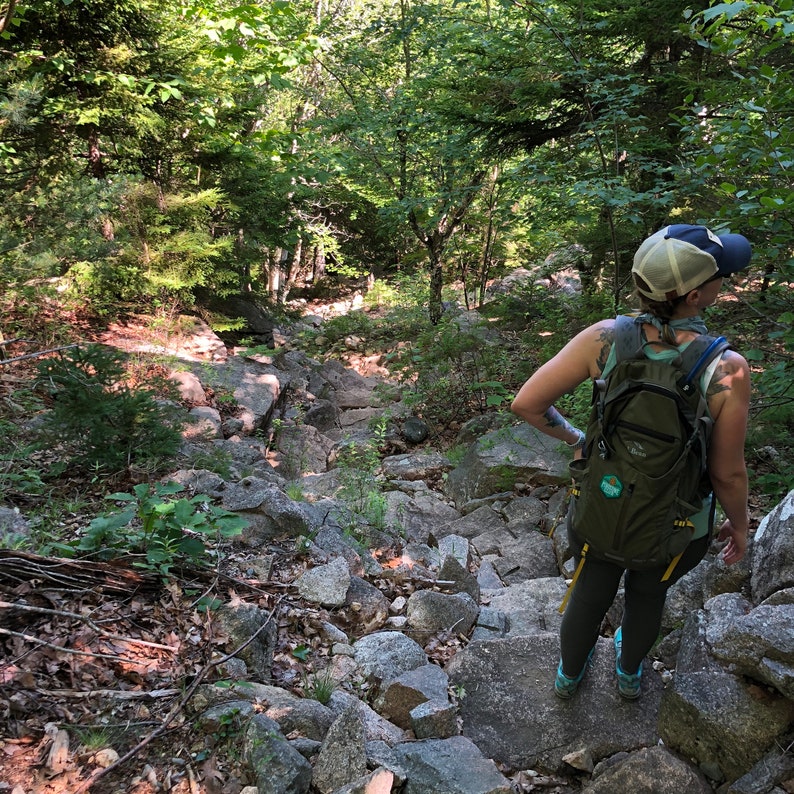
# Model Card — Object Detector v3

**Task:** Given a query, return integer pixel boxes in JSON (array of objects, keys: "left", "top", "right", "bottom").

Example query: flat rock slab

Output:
[{"left": 446, "top": 633, "right": 663, "bottom": 773}]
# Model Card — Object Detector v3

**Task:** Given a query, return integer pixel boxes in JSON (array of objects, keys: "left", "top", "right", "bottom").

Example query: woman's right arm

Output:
[{"left": 707, "top": 350, "right": 751, "bottom": 564}]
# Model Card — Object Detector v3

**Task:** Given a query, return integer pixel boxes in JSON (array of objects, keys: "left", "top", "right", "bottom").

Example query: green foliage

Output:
[
  {"left": 334, "top": 416, "right": 391, "bottom": 537},
  {"left": 285, "top": 483, "right": 305, "bottom": 502},
  {"left": 35, "top": 344, "right": 183, "bottom": 473},
  {"left": 302, "top": 668, "right": 336, "bottom": 705},
  {"left": 0, "top": 410, "right": 50, "bottom": 511},
  {"left": 320, "top": 311, "right": 376, "bottom": 345},
  {"left": 70, "top": 481, "right": 248, "bottom": 577},
  {"left": 388, "top": 314, "right": 514, "bottom": 430}
]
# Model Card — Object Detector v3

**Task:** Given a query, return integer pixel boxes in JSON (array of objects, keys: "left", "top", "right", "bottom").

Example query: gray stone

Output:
[
  {"left": 296, "top": 556, "right": 351, "bottom": 607},
  {"left": 437, "top": 533, "right": 471, "bottom": 568},
  {"left": 406, "top": 590, "right": 480, "bottom": 636},
  {"left": 195, "top": 682, "right": 336, "bottom": 741},
  {"left": 276, "top": 423, "right": 334, "bottom": 476},
  {"left": 410, "top": 699, "right": 459, "bottom": 739},
  {"left": 214, "top": 603, "right": 277, "bottom": 682},
  {"left": 381, "top": 452, "right": 451, "bottom": 481},
  {"left": 312, "top": 706, "right": 368, "bottom": 794},
  {"left": 470, "top": 606, "right": 509, "bottom": 641},
  {"left": 184, "top": 406, "right": 222, "bottom": 440},
  {"left": 446, "top": 634, "right": 663, "bottom": 772},
  {"left": 0, "top": 507, "right": 30, "bottom": 545},
  {"left": 473, "top": 526, "right": 558, "bottom": 583},
  {"left": 445, "top": 424, "right": 569, "bottom": 506},
  {"left": 658, "top": 669, "right": 793, "bottom": 783},
  {"left": 244, "top": 714, "right": 312, "bottom": 794},
  {"left": 221, "top": 476, "right": 279, "bottom": 510},
  {"left": 582, "top": 745, "right": 713, "bottom": 793},
  {"left": 390, "top": 736, "right": 511, "bottom": 794},
  {"left": 382, "top": 489, "right": 461, "bottom": 543},
  {"left": 726, "top": 743, "right": 794, "bottom": 794},
  {"left": 403, "top": 416, "right": 429, "bottom": 444},
  {"left": 475, "top": 578, "right": 568, "bottom": 638},
  {"left": 207, "top": 353, "right": 285, "bottom": 433},
  {"left": 344, "top": 576, "right": 390, "bottom": 633},
  {"left": 438, "top": 554, "right": 480, "bottom": 602},
  {"left": 708, "top": 597, "right": 794, "bottom": 699},
  {"left": 169, "top": 369, "right": 207, "bottom": 404},
  {"left": 475, "top": 557, "right": 505, "bottom": 590},
  {"left": 437, "top": 505, "right": 506, "bottom": 541},
  {"left": 197, "top": 700, "right": 257, "bottom": 733},
  {"left": 352, "top": 632, "right": 427, "bottom": 692},
  {"left": 303, "top": 398, "right": 339, "bottom": 431},
  {"left": 751, "top": 489, "right": 794, "bottom": 604},
  {"left": 327, "top": 691, "right": 408, "bottom": 745},
  {"left": 374, "top": 664, "right": 450, "bottom": 729},
  {"left": 332, "top": 768, "right": 395, "bottom": 794},
  {"left": 502, "top": 495, "right": 546, "bottom": 528}
]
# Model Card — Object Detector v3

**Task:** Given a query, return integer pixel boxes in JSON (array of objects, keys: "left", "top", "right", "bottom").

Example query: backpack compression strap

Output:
[{"left": 613, "top": 315, "right": 644, "bottom": 363}]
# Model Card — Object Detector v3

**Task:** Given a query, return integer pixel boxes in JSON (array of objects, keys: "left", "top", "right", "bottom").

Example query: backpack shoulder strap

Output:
[
  {"left": 613, "top": 315, "right": 643, "bottom": 364},
  {"left": 678, "top": 335, "right": 732, "bottom": 396}
]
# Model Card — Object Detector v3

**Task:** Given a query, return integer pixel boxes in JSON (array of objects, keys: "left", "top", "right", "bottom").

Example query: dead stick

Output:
[
  {"left": 0, "top": 343, "right": 80, "bottom": 365},
  {"left": 71, "top": 596, "right": 283, "bottom": 794},
  {"left": 0, "top": 600, "right": 177, "bottom": 652},
  {"left": 0, "top": 628, "right": 129, "bottom": 662},
  {"left": 36, "top": 688, "right": 180, "bottom": 700}
]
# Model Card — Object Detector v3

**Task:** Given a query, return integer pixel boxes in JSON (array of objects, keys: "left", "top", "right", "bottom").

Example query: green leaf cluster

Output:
[{"left": 71, "top": 481, "right": 248, "bottom": 577}]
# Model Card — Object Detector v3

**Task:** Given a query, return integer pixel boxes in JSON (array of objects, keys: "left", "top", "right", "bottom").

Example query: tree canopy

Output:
[{"left": 1, "top": 0, "right": 792, "bottom": 396}]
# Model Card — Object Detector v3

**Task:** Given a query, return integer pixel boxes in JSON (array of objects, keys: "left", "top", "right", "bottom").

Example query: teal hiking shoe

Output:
[
  {"left": 554, "top": 648, "right": 594, "bottom": 699},
  {"left": 614, "top": 626, "right": 642, "bottom": 700}
]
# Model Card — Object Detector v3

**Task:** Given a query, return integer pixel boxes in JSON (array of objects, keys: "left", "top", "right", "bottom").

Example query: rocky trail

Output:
[{"left": 1, "top": 303, "right": 793, "bottom": 794}]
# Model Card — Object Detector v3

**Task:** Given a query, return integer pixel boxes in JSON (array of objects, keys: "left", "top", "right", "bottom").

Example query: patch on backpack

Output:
[{"left": 599, "top": 475, "right": 623, "bottom": 498}]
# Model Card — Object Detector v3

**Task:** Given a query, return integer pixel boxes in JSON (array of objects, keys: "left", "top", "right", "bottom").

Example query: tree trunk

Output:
[
  {"left": 312, "top": 241, "right": 326, "bottom": 283},
  {"left": 87, "top": 126, "right": 105, "bottom": 179},
  {"left": 428, "top": 247, "right": 444, "bottom": 324}
]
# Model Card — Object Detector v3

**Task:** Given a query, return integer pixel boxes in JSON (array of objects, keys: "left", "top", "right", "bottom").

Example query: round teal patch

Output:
[{"left": 600, "top": 475, "right": 623, "bottom": 498}]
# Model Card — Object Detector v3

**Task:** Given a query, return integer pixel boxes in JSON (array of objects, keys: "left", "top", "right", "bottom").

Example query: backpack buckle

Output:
[{"left": 598, "top": 439, "right": 609, "bottom": 459}]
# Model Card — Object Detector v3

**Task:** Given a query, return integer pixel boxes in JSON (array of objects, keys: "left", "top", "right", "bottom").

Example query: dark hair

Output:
[{"left": 635, "top": 291, "right": 687, "bottom": 344}]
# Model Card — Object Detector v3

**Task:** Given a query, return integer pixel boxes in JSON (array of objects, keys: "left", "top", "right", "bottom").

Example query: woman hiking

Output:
[{"left": 510, "top": 224, "right": 752, "bottom": 700}]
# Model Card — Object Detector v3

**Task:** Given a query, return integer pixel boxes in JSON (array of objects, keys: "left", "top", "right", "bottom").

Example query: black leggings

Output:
[{"left": 559, "top": 535, "right": 710, "bottom": 676}]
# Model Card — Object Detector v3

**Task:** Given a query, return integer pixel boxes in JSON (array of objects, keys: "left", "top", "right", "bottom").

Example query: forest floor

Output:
[
  {"left": 0, "top": 284, "right": 786, "bottom": 794},
  {"left": 0, "top": 306, "right": 458, "bottom": 794}
]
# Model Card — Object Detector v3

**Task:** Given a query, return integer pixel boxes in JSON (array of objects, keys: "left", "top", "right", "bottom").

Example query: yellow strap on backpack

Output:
[
  {"left": 559, "top": 542, "right": 588, "bottom": 613},
  {"left": 661, "top": 519, "right": 696, "bottom": 581}
]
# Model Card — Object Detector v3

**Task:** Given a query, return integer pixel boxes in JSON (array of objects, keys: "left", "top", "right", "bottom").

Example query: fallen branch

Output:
[
  {"left": 0, "top": 549, "right": 157, "bottom": 594},
  {"left": 0, "top": 628, "right": 130, "bottom": 663},
  {"left": 0, "top": 600, "right": 178, "bottom": 652},
  {"left": 72, "top": 595, "right": 284, "bottom": 793},
  {"left": 36, "top": 688, "right": 180, "bottom": 701},
  {"left": 0, "top": 343, "right": 80, "bottom": 365}
]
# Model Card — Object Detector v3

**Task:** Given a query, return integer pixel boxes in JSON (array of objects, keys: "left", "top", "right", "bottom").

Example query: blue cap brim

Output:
[{"left": 716, "top": 233, "right": 752, "bottom": 276}]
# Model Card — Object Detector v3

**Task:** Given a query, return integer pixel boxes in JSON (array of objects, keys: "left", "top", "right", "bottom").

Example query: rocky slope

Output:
[{"left": 2, "top": 306, "right": 793, "bottom": 794}]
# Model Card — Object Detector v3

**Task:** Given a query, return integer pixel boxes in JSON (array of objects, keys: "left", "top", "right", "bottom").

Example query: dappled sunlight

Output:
[{"left": 373, "top": 547, "right": 416, "bottom": 570}]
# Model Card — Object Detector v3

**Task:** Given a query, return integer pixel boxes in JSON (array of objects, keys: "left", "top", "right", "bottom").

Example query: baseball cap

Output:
[{"left": 632, "top": 224, "right": 752, "bottom": 301}]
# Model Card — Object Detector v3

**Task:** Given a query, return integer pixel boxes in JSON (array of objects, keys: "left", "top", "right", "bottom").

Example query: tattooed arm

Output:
[
  {"left": 706, "top": 349, "right": 751, "bottom": 564},
  {"left": 511, "top": 320, "right": 614, "bottom": 451}
]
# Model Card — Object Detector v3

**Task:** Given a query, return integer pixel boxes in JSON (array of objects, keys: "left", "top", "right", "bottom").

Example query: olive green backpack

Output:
[{"left": 564, "top": 315, "right": 730, "bottom": 586}]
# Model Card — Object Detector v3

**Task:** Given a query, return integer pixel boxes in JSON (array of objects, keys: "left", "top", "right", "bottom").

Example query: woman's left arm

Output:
[{"left": 510, "top": 321, "right": 611, "bottom": 448}]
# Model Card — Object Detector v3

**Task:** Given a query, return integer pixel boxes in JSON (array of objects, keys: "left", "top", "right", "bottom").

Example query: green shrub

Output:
[
  {"left": 35, "top": 344, "right": 184, "bottom": 474},
  {"left": 67, "top": 481, "right": 248, "bottom": 577},
  {"left": 388, "top": 315, "right": 514, "bottom": 430}
]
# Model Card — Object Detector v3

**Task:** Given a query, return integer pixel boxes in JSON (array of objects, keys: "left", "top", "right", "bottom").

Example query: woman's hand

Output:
[{"left": 717, "top": 519, "right": 748, "bottom": 565}]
